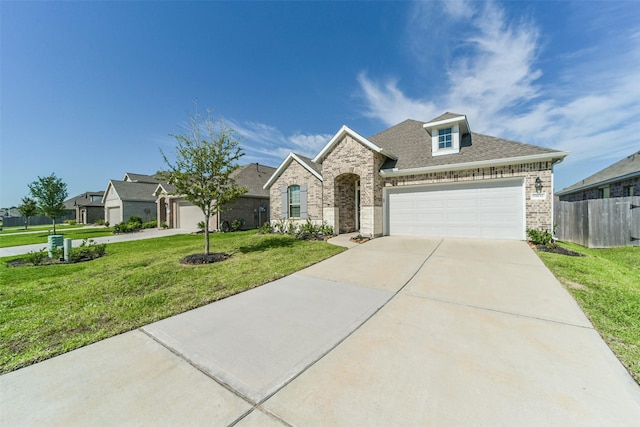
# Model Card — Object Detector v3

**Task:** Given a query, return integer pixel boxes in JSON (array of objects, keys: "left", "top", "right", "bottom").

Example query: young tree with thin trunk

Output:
[
  {"left": 27, "top": 173, "right": 68, "bottom": 234},
  {"left": 160, "top": 108, "right": 246, "bottom": 255},
  {"left": 18, "top": 197, "right": 38, "bottom": 229}
]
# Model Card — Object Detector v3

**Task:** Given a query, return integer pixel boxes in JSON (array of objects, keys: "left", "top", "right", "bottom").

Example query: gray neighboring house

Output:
[
  {"left": 556, "top": 150, "right": 640, "bottom": 201},
  {"left": 64, "top": 191, "right": 105, "bottom": 224},
  {"left": 103, "top": 173, "right": 162, "bottom": 224},
  {"left": 265, "top": 112, "right": 569, "bottom": 240},
  {"left": 155, "top": 163, "right": 276, "bottom": 230}
]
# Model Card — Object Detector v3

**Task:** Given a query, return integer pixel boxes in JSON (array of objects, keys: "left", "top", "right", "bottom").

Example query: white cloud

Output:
[
  {"left": 358, "top": 0, "right": 640, "bottom": 187},
  {"left": 232, "top": 120, "right": 331, "bottom": 166}
]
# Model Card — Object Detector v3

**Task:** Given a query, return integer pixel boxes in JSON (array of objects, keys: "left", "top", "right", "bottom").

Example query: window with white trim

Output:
[
  {"left": 438, "top": 127, "right": 452, "bottom": 149},
  {"left": 288, "top": 185, "right": 300, "bottom": 217}
]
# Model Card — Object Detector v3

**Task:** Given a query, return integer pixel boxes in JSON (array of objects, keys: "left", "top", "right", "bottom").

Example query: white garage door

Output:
[
  {"left": 106, "top": 207, "right": 121, "bottom": 225},
  {"left": 387, "top": 179, "right": 524, "bottom": 239},
  {"left": 177, "top": 201, "right": 203, "bottom": 230}
]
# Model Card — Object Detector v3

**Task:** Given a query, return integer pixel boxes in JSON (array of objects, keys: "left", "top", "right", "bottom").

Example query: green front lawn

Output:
[
  {"left": 0, "top": 231, "right": 345, "bottom": 373},
  {"left": 0, "top": 227, "right": 113, "bottom": 247},
  {"left": 536, "top": 242, "right": 640, "bottom": 383}
]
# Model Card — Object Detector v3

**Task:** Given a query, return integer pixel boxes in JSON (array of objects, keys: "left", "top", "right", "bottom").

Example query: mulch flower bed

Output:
[
  {"left": 350, "top": 235, "right": 370, "bottom": 244},
  {"left": 528, "top": 242, "right": 583, "bottom": 257},
  {"left": 180, "top": 253, "right": 231, "bottom": 265}
]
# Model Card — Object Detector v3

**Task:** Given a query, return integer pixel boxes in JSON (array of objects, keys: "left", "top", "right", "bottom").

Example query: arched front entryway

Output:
[{"left": 334, "top": 173, "right": 360, "bottom": 234}]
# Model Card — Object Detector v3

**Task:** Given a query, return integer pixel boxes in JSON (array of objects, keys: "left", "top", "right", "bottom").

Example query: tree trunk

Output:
[
  {"left": 52, "top": 219, "right": 57, "bottom": 235},
  {"left": 204, "top": 214, "right": 210, "bottom": 255}
]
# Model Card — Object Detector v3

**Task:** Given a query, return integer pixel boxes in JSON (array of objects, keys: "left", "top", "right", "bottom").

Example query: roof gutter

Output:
[{"left": 379, "top": 152, "right": 570, "bottom": 178}]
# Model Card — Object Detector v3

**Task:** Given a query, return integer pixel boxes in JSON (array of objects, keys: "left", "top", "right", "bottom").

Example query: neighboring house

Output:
[
  {"left": 64, "top": 191, "right": 105, "bottom": 224},
  {"left": 265, "top": 112, "right": 569, "bottom": 240},
  {"left": 102, "top": 173, "right": 162, "bottom": 224},
  {"left": 155, "top": 163, "right": 276, "bottom": 230},
  {"left": 556, "top": 150, "right": 640, "bottom": 201}
]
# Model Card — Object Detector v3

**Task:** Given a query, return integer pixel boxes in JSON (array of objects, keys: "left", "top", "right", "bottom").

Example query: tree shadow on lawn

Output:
[{"left": 237, "top": 236, "right": 296, "bottom": 254}]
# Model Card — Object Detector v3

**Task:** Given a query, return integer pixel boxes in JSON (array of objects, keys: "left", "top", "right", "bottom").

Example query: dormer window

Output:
[
  {"left": 438, "top": 128, "right": 453, "bottom": 149},
  {"left": 423, "top": 113, "right": 470, "bottom": 157},
  {"left": 430, "top": 124, "right": 460, "bottom": 156}
]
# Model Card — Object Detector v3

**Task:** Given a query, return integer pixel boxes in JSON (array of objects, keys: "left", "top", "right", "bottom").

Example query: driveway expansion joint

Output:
[
  {"left": 138, "top": 327, "right": 256, "bottom": 405},
  {"left": 401, "top": 292, "right": 596, "bottom": 330}
]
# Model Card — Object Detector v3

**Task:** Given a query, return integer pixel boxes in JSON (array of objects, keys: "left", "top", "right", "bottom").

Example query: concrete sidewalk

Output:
[
  {"left": 2, "top": 237, "right": 639, "bottom": 426},
  {"left": 0, "top": 228, "right": 194, "bottom": 257}
]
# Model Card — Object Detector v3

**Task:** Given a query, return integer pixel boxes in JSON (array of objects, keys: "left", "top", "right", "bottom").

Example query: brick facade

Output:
[
  {"left": 269, "top": 159, "right": 323, "bottom": 224},
  {"left": 269, "top": 133, "right": 558, "bottom": 238},
  {"left": 559, "top": 177, "right": 639, "bottom": 202}
]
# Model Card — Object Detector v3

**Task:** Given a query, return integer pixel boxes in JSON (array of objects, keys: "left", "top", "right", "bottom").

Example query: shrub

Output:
[
  {"left": 128, "top": 216, "right": 143, "bottom": 229},
  {"left": 64, "top": 219, "right": 77, "bottom": 225},
  {"left": 70, "top": 239, "right": 107, "bottom": 262},
  {"left": 142, "top": 220, "right": 157, "bottom": 229},
  {"left": 198, "top": 221, "right": 206, "bottom": 231},
  {"left": 273, "top": 218, "right": 287, "bottom": 234},
  {"left": 160, "top": 221, "right": 168, "bottom": 229},
  {"left": 95, "top": 219, "right": 106, "bottom": 226},
  {"left": 320, "top": 222, "right": 334, "bottom": 236},
  {"left": 231, "top": 219, "right": 244, "bottom": 231},
  {"left": 258, "top": 222, "right": 273, "bottom": 234},
  {"left": 25, "top": 249, "right": 47, "bottom": 265},
  {"left": 527, "top": 228, "right": 554, "bottom": 246},
  {"left": 113, "top": 222, "right": 126, "bottom": 233}
]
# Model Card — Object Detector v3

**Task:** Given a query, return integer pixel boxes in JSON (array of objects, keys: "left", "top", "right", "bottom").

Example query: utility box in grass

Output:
[{"left": 48, "top": 235, "right": 64, "bottom": 258}]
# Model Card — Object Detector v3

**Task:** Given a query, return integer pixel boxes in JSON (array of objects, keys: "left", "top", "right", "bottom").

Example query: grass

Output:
[
  {"left": 0, "top": 231, "right": 345, "bottom": 373},
  {"left": 536, "top": 242, "right": 640, "bottom": 383},
  {"left": 0, "top": 226, "right": 113, "bottom": 247}
]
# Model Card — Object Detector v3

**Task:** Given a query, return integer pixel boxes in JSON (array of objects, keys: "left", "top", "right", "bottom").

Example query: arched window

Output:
[{"left": 288, "top": 185, "right": 300, "bottom": 217}]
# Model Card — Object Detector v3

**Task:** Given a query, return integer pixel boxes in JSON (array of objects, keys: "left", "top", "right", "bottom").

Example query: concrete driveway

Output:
[{"left": 2, "top": 237, "right": 639, "bottom": 426}]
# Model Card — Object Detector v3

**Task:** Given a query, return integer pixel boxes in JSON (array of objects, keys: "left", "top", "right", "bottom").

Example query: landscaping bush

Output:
[
  {"left": 231, "top": 219, "right": 244, "bottom": 231},
  {"left": 198, "top": 221, "right": 207, "bottom": 231},
  {"left": 24, "top": 248, "right": 47, "bottom": 265},
  {"left": 142, "top": 220, "right": 157, "bottom": 229},
  {"left": 64, "top": 219, "right": 77, "bottom": 225},
  {"left": 95, "top": 219, "right": 107, "bottom": 226},
  {"left": 258, "top": 222, "right": 273, "bottom": 234},
  {"left": 128, "top": 216, "right": 143, "bottom": 229},
  {"left": 70, "top": 239, "right": 107, "bottom": 262},
  {"left": 527, "top": 228, "right": 554, "bottom": 246}
]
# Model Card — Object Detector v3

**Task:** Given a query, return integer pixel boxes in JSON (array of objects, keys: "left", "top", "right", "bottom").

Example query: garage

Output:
[
  {"left": 106, "top": 207, "right": 121, "bottom": 225},
  {"left": 177, "top": 201, "right": 203, "bottom": 230},
  {"left": 386, "top": 179, "right": 524, "bottom": 239}
]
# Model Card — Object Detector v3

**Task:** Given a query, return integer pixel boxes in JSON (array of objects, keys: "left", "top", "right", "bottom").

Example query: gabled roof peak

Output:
[{"left": 313, "top": 125, "right": 397, "bottom": 164}]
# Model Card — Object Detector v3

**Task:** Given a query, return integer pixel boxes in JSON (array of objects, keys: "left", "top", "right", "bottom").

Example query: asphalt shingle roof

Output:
[
  {"left": 368, "top": 119, "right": 564, "bottom": 170},
  {"left": 232, "top": 163, "right": 277, "bottom": 197},
  {"left": 557, "top": 150, "right": 640, "bottom": 195},
  {"left": 64, "top": 192, "right": 105, "bottom": 209},
  {"left": 110, "top": 181, "right": 158, "bottom": 201}
]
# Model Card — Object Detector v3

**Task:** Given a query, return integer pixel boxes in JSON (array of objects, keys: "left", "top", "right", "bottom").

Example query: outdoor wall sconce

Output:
[{"left": 535, "top": 176, "right": 543, "bottom": 193}]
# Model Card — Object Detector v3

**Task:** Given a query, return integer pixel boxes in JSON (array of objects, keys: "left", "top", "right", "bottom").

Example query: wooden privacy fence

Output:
[{"left": 555, "top": 196, "right": 640, "bottom": 248}]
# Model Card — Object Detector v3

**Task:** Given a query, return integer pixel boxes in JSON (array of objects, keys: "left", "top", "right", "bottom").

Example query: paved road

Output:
[
  {"left": 0, "top": 228, "right": 195, "bottom": 257},
  {"left": 2, "top": 237, "right": 639, "bottom": 426}
]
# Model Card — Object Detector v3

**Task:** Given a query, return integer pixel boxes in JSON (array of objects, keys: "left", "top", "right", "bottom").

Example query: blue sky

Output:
[{"left": 2, "top": 0, "right": 639, "bottom": 208}]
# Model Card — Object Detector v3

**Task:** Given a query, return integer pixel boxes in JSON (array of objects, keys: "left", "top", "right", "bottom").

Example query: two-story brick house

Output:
[{"left": 264, "top": 113, "right": 569, "bottom": 240}]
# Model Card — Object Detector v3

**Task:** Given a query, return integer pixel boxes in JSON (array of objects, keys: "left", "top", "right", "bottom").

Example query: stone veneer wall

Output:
[
  {"left": 269, "top": 160, "right": 323, "bottom": 223},
  {"left": 382, "top": 162, "right": 555, "bottom": 232},
  {"left": 321, "top": 135, "right": 386, "bottom": 237}
]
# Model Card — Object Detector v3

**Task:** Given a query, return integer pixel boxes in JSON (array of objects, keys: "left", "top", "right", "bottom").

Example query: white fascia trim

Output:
[
  {"left": 263, "top": 152, "right": 323, "bottom": 189},
  {"left": 423, "top": 115, "right": 468, "bottom": 131},
  {"left": 380, "top": 152, "right": 570, "bottom": 178},
  {"left": 312, "top": 125, "right": 397, "bottom": 163},
  {"left": 555, "top": 170, "right": 640, "bottom": 196},
  {"left": 101, "top": 181, "right": 115, "bottom": 204}
]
